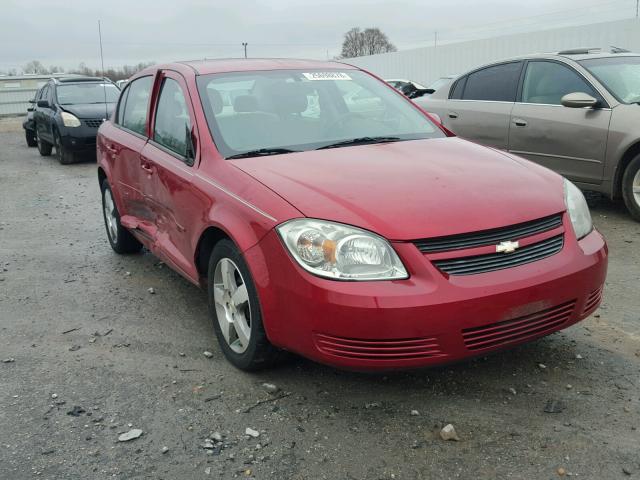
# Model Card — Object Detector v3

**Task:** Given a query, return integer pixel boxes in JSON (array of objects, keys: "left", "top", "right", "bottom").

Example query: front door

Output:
[
  {"left": 139, "top": 71, "right": 202, "bottom": 281},
  {"left": 508, "top": 60, "right": 611, "bottom": 184}
]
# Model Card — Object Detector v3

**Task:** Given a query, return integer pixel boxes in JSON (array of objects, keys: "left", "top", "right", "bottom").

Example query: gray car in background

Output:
[{"left": 416, "top": 49, "right": 640, "bottom": 220}]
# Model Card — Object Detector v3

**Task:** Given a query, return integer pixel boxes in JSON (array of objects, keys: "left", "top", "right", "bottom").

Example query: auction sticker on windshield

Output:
[{"left": 302, "top": 72, "right": 352, "bottom": 80}]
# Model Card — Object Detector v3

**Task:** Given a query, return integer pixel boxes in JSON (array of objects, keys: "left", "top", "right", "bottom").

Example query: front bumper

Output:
[
  {"left": 245, "top": 218, "right": 608, "bottom": 371},
  {"left": 59, "top": 124, "right": 100, "bottom": 154}
]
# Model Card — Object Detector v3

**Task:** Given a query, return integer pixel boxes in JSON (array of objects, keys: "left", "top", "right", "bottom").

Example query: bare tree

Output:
[
  {"left": 340, "top": 27, "right": 396, "bottom": 58},
  {"left": 23, "top": 60, "right": 49, "bottom": 74}
]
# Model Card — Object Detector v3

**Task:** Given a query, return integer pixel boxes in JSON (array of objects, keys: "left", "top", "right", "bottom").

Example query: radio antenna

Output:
[{"left": 98, "top": 20, "right": 108, "bottom": 121}]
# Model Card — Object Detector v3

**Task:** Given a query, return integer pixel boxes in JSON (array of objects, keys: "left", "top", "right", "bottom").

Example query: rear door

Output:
[
  {"left": 442, "top": 61, "right": 523, "bottom": 149},
  {"left": 508, "top": 60, "right": 611, "bottom": 184},
  {"left": 106, "top": 75, "right": 155, "bottom": 225},
  {"left": 139, "top": 70, "right": 202, "bottom": 280}
]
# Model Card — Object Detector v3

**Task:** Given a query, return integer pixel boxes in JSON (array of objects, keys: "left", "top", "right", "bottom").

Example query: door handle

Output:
[
  {"left": 105, "top": 144, "right": 117, "bottom": 153},
  {"left": 513, "top": 118, "right": 528, "bottom": 127},
  {"left": 140, "top": 159, "right": 154, "bottom": 174},
  {"left": 448, "top": 112, "right": 458, "bottom": 119}
]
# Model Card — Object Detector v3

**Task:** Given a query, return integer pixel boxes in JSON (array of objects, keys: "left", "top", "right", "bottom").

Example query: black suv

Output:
[{"left": 33, "top": 77, "right": 119, "bottom": 164}]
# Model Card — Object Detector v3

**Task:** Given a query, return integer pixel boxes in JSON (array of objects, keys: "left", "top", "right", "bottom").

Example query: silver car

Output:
[{"left": 417, "top": 49, "right": 640, "bottom": 220}]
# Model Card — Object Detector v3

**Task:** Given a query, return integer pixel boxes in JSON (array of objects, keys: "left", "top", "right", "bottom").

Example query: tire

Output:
[
  {"left": 25, "top": 129, "right": 37, "bottom": 147},
  {"left": 207, "top": 239, "right": 281, "bottom": 370},
  {"left": 53, "top": 130, "right": 74, "bottom": 165},
  {"left": 36, "top": 127, "right": 52, "bottom": 156},
  {"left": 621, "top": 154, "right": 640, "bottom": 222},
  {"left": 100, "top": 180, "right": 143, "bottom": 254}
]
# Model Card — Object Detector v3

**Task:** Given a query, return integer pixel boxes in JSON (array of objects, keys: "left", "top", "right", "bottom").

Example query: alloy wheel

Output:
[
  {"left": 103, "top": 188, "right": 118, "bottom": 243},
  {"left": 213, "top": 258, "right": 251, "bottom": 354}
]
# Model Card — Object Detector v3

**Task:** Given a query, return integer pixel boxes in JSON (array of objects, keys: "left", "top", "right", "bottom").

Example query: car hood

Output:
[
  {"left": 231, "top": 138, "right": 566, "bottom": 240},
  {"left": 60, "top": 103, "right": 116, "bottom": 119}
]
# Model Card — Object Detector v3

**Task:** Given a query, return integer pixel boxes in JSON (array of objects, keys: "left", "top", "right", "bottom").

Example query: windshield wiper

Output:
[
  {"left": 226, "top": 148, "right": 298, "bottom": 159},
  {"left": 316, "top": 136, "right": 402, "bottom": 150}
]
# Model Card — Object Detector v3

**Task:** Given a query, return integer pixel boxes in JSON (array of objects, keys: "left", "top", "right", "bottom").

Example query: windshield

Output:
[
  {"left": 56, "top": 83, "right": 120, "bottom": 105},
  {"left": 197, "top": 69, "right": 444, "bottom": 158},
  {"left": 579, "top": 56, "right": 640, "bottom": 104}
]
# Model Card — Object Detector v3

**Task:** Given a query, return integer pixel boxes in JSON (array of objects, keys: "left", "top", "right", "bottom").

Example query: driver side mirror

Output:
[
  {"left": 561, "top": 92, "right": 598, "bottom": 108},
  {"left": 37, "top": 99, "right": 50, "bottom": 108}
]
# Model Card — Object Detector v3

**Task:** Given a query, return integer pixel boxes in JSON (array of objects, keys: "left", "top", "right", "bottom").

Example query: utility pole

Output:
[
  {"left": 242, "top": 42, "right": 248, "bottom": 58},
  {"left": 636, "top": 0, "right": 639, "bottom": 18}
]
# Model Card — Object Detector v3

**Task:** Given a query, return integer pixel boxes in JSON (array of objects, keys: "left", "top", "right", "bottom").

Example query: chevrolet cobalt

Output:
[{"left": 97, "top": 59, "right": 607, "bottom": 371}]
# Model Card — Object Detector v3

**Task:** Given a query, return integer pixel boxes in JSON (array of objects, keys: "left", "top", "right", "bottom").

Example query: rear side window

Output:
[
  {"left": 462, "top": 62, "right": 522, "bottom": 102},
  {"left": 122, "top": 76, "right": 152, "bottom": 136},
  {"left": 449, "top": 78, "right": 466, "bottom": 99},
  {"left": 522, "top": 61, "right": 599, "bottom": 105},
  {"left": 153, "top": 77, "right": 192, "bottom": 158}
]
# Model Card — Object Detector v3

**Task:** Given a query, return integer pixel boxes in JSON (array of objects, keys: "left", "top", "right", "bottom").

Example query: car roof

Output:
[
  {"left": 53, "top": 76, "right": 111, "bottom": 84},
  {"left": 159, "top": 58, "right": 358, "bottom": 76},
  {"left": 486, "top": 50, "right": 639, "bottom": 64}
]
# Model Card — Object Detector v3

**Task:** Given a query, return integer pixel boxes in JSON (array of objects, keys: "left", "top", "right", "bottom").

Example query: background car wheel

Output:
[
  {"left": 207, "top": 239, "right": 282, "bottom": 371},
  {"left": 622, "top": 154, "right": 640, "bottom": 222},
  {"left": 53, "top": 130, "right": 74, "bottom": 165},
  {"left": 36, "top": 128, "right": 52, "bottom": 156},
  {"left": 25, "top": 129, "right": 37, "bottom": 147},
  {"left": 100, "top": 180, "right": 143, "bottom": 254}
]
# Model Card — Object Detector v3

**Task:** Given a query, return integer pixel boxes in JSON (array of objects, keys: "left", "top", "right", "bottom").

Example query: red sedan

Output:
[{"left": 97, "top": 59, "right": 607, "bottom": 371}]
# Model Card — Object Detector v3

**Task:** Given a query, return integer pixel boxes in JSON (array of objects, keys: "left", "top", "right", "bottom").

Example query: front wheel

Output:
[
  {"left": 207, "top": 239, "right": 281, "bottom": 370},
  {"left": 53, "top": 130, "right": 74, "bottom": 165},
  {"left": 621, "top": 154, "right": 640, "bottom": 222},
  {"left": 100, "top": 180, "right": 143, "bottom": 254},
  {"left": 36, "top": 128, "right": 52, "bottom": 156},
  {"left": 25, "top": 129, "right": 37, "bottom": 147}
]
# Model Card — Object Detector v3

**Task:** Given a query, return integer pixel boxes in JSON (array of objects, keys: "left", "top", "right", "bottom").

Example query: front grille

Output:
[
  {"left": 314, "top": 333, "right": 444, "bottom": 361},
  {"left": 84, "top": 119, "right": 103, "bottom": 128},
  {"left": 433, "top": 234, "right": 563, "bottom": 276},
  {"left": 462, "top": 300, "right": 576, "bottom": 351},
  {"left": 583, "top": 286, "right": 603, "bottom": 315},
  {"left": 413, "top": 214, "right": 562, "bottom": 253}
]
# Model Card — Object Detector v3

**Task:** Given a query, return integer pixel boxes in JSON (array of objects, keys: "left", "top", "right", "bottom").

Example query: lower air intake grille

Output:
[
  {"left": 434, "top": 235, "right": 564, "bottom": 276},
  {"left": 84, "top": 119, "right": 103, "bottom": 128},
  {"left": 314, "top": 333, "right": 444, "bottom": 361},
  {"left": 583, "top": 286, "right": 603, "bottom": 315},
  {"left": 462, "top": 300, "right": 576, "bottom": 351}
]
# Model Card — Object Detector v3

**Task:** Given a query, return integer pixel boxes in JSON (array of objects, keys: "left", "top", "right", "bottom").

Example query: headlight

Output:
[
  {"left": 563, "top": 179, "right": 593, "bottom": 239},
  {"left": 61, "top": 112, "right": 81, "bottom": 127},
  {"left": 277, "top": 219, "right": 408, "bottom": 281}
]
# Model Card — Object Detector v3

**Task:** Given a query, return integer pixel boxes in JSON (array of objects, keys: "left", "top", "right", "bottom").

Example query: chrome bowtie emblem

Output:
[{"left": 496, "top": 240, "right": 519, "bottom": 253}]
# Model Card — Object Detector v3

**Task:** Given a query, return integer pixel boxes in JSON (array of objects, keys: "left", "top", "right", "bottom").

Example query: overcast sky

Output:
[{"left": 0, "top": 0, "right": 635, "bottom": 72}]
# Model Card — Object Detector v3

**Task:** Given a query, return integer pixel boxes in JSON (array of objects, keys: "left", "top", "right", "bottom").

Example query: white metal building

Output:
[{"left": 347, "top": 18, "right": 640, "bottom": 86}]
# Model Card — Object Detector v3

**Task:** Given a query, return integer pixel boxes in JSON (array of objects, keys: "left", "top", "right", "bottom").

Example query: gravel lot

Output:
[{"left": 1, "top": 116, "right": 639, "bottom": 479}]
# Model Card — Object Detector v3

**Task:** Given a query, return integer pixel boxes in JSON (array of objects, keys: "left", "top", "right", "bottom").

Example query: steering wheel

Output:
[{"left": 325, "top": 112, "right": 368, "bottom": 137}]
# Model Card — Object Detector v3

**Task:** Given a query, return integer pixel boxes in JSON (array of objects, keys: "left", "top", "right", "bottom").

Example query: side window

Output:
[
  {"left": 521, "top": 61, "right": 599, "bottom": 105},
  {"left": 462, "top": 62, "right": 522, "bottom": 102},
  {"left": 122, "top": 76, "right": 153, "bottom": 136},
  {"left": 40, "top": 85, "right": 49, "bottom": 103},
  {"left": 153, "top": 77, "right": 192, "bottom": 158},
  {"left": 449, "top": 77, "right": 466, "bottom": 99},
  {"left": 116, "top": 85, "right": 130, "bottom": 125}
]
